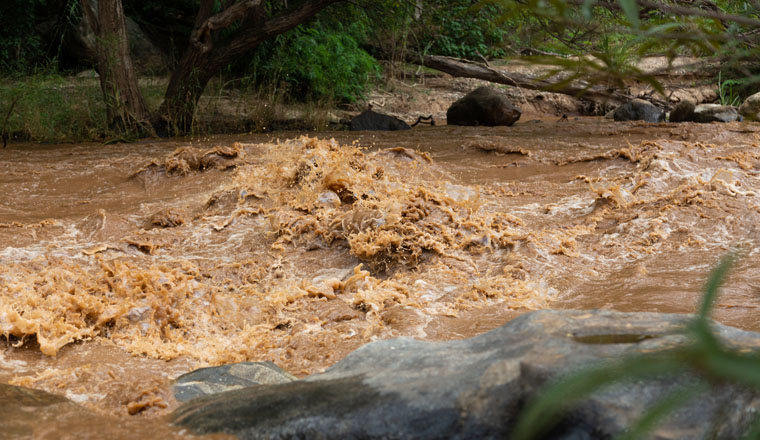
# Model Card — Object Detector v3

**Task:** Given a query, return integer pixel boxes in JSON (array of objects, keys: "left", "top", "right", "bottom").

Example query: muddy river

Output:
[{"left": 2, "top": 118, "right": 760, "bottom": 437}]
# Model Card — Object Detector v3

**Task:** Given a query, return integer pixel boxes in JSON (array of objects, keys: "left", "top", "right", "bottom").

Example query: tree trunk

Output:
[
  {"left": 158, "top": 0, "right": 343, "bottom": 135},
  {"left": 82, "top": 0, "right": 151, "bottom": 134}
]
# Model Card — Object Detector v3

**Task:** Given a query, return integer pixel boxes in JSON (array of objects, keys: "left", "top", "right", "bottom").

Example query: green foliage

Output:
[
  {"left": 248, "top": 19, "right": 380, "bottom": 103},
  {"left": 717, "top": 71, "right": 745, "bottom": 107},
  {"left": 423, "top": 1, "right": 509, "bottom": 60},
  {"left": 512, "top": 253, "right": 760, "bottom": 439},
  {"left": 0, "top": 0, "right": 49, "bottom": 74}
]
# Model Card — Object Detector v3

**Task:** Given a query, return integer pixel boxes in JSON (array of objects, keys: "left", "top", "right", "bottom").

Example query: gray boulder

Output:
[
  {"left": 446, "top": 86, "right": 521, "bottom": 126},
  {"left": 173, "top": 361, "right": 297, "bottom": 402},
  {"left": 739, "top": 92, "right": 760, "bottom": 121},
  {"left": 613, "top": 99, "right": 665, "bottom": 122},
  {"left": 694, "top": 104, "right": 741, "bottom": 123},
  {"left": 172, "top": 310, "right": 760, "bottom": 439},
  {"left": 669, "top": 100, "right": 696, "bottom": 122},
  {"left": 350, "top": 110, "right": 411, "bottom": 131}
]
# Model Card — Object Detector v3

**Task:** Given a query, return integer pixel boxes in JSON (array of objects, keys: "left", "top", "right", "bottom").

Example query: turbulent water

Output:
[{"left": 2, "top": 118, "right": 760, "bottom": 436}]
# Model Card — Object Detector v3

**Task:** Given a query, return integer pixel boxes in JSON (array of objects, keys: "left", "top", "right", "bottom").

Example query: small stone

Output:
[{"left": 317, "top": 191, "right": 341, "bottom": 209}]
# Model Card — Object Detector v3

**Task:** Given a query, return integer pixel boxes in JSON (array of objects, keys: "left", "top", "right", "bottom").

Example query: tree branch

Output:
[
  {"left": 209, "top": 0, "right": 343, "bottom": 68},
  {"left": 568, "top": 0, "right": 760, "bottom": 27},
  {"left": 190, "top": 0, "right": 263, "bottom": 53}
]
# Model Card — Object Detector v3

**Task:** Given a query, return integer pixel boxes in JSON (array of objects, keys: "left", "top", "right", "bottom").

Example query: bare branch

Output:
[{"left": 568, "top": 0, "right": 760, "bottom": 27}]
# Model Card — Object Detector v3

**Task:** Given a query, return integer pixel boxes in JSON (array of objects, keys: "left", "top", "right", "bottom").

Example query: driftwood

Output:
[{"left": 407, "top": 53, "right": 634, "bottom": 107}]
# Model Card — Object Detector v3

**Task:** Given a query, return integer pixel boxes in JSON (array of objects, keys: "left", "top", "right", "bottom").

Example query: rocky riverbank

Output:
[{"left": 6, "top": 309, "right": 760, "bottom": 439}]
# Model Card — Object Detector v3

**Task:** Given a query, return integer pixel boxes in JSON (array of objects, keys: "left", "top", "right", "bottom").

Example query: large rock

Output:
[
  {"left": 172, "top": 310, "right": 760, "bottom": 439},
  {"left": 350, "top": 110, "right": 411, "bottom": 131},
  {"left": 173, "top": 361, "right": 296, "bottom": 402},
  {"left": 669, "top": 100, "right": 696, "bottom": 122},
  {"left": 446, "top": 86, "right": 521, "bottom": 126},
  {"left": 739, "top": 92, "right": 760, "bottom": 121},
  {"left": 613, "top": 99, "right": 665, "bottom": 122},
  {"left": 694, "top": 104, "right": 741, "bottom": 123}
]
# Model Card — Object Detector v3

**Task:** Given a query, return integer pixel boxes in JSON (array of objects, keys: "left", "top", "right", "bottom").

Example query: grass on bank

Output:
[
  {"left": 0, "top": 72, "right": 339, "bottom": 144},
  {"left": 513, "top": 253, "right": 760, "bottom": 439},
  {"left": 0, "top": 72, "right": 164, "bottom": 143}
]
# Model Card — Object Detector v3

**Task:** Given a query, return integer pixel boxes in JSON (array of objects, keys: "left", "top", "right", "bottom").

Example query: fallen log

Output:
[{"left": 407, "top": 53, "right": 634, "bottom": 107}]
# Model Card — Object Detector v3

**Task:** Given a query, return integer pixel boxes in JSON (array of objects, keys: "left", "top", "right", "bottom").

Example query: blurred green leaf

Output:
[{"left": 617, "top": 0, "right": 640, "bottom": 29}]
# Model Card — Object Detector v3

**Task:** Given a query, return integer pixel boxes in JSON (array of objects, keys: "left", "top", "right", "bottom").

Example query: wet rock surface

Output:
[
  {"left": 173, "top": 361, "right": 297, "bottom": 403},
  {"left": 739, "top": 92, "right": 760, "bottom": 121},
  {"left": 172, "top": 309, "right": 760, "bottom": 439},
  {"left": 669, "top": 100, "right": 696, "bottom": 122},
  {"left": 693, "top": 104, "right": 741, "bottom": 123},
  {"left": 446, "top": 86, "right": 521, "bottom": 126},
  {"left": 1, "top": 383, "right": 197, "bottom": 439},
  {"left": 350, "top": 110, "right": 411, "bottom": 131},
  {"left": 613, "top": 99, "right": 665, "bottom": 122}
]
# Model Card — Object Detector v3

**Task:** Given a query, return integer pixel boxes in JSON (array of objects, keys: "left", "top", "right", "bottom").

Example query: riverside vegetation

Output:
[{"left": 4, "top": 0, "right": 760, "bottom": 142}]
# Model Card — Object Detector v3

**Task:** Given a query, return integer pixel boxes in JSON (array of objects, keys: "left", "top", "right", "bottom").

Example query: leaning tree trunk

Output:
[{"left": 81, "top": 0, "right": 151, "bottom": 134}]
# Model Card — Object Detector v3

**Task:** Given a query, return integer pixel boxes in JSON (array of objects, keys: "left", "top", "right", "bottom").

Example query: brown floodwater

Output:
[{"left": 2, "top": 118, "right": 760, "bottom": 437}]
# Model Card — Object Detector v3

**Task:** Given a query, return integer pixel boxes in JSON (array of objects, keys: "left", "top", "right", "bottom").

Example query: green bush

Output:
[
  {"left": 423, "top": 1, "right": 508, "bottom": 60},
  {"left": 248, "top": 20, "right": 380, "bottom": 104}
]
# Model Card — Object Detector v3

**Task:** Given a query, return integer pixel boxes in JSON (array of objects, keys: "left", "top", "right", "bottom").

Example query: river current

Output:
[{"left": 2, "top": 118, "right": 760, "bottom": 436}]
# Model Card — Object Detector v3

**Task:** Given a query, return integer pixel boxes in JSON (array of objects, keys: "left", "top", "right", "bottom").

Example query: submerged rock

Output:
[
  {"left": 172, "top": 309, "right": 760, "bottom": 439},
  {"left": 669, "top": 100, "right": 696, "bottom": 122},
  {"left": 2, "top": 384, "right": 89, "bottom": 438},
  {"left": 613, "top": 99, "right": 665, "bottom": 122},
  {"left": 694, "top": 104, "right": 741, "bottom": 123},
  {"left": 350, "top": 110, "right": 411, "bottom": 131},
  {"left": 446, "top": 86, "right": 521, "bottom": 126},
  {"left": 173, "top": 361, "right": 297, "bottom": 403},
  {"left": 1, "top": 382, "right": 201, "bottom": 438}
]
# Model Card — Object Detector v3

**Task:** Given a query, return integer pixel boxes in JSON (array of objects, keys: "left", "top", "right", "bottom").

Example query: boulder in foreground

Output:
[
  {"left": 446, "top": 86, "right": 521, "bottom": 126},
  {"left": 172, "top": 309, "right": 760, "bottom": 439}
]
